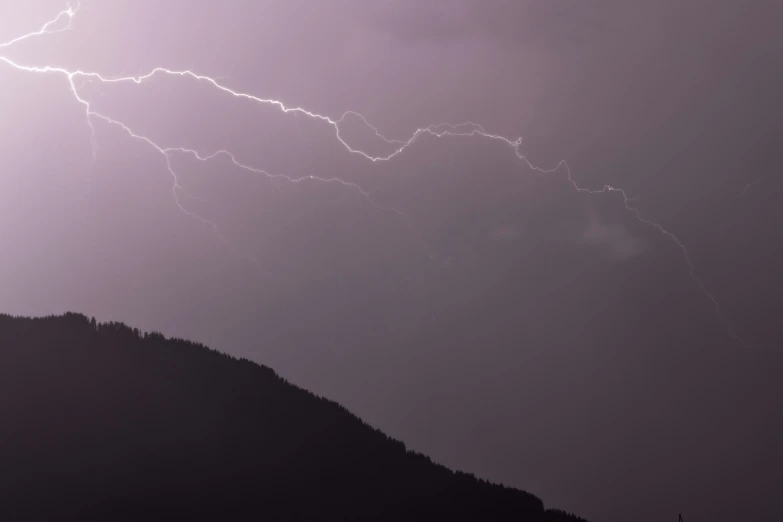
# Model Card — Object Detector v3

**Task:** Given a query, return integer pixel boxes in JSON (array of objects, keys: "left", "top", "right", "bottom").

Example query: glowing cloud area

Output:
[{"left": 0, "top": 1, "right": 751, "bottom": 346}]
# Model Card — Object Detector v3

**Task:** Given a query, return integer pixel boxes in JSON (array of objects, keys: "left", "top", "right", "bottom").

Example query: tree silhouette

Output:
[{"left": 0, "top": 312, "right": 589, "bottom": 522}]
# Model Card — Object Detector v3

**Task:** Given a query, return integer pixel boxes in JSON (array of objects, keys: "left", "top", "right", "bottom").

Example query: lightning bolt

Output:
[
  {"left": 737, "top": 179, "right": 762, "bottom": 199},
  {"left": 0, "top": 1, "right": 80, "bottom": 51},
  {"left": 0, "top": 3, "right": 757, "bottom": 347}
]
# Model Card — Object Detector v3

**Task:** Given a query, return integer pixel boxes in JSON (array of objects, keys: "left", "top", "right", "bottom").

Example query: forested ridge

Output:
[{"left": 0, "top": 312, "right": 588, "bottom": 521}]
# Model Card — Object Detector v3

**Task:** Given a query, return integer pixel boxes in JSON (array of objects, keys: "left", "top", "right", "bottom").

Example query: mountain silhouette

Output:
[{"left": 0, "top": 312, "right": 588, "bottom": 521}]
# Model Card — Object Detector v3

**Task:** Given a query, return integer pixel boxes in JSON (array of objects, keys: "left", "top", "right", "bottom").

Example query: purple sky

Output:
[{"left": 2, "top": 2, "right": 782, "bottom": 520}]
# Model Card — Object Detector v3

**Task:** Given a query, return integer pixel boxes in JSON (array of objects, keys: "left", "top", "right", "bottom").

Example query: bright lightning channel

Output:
[{"left": 0, "top": 2, "right": 752, "bottom": 347}]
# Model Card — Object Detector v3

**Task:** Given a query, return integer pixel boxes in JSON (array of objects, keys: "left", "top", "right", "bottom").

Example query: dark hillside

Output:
[{"left": 0, "top": 313, "right": 588, "bottom": 521}]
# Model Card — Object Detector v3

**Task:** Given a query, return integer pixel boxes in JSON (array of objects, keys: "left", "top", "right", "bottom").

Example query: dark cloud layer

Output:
[{"left": 2, "top": 2, "right": 782, "bottom": 521}]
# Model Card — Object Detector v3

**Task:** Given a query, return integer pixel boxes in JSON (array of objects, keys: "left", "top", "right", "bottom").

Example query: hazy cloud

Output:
[
  {"left": 579, "top": 206, "right": 649, "bottom": 260},
  {"left": 489, "top": 223, "right": 525, "bottom": 241}
]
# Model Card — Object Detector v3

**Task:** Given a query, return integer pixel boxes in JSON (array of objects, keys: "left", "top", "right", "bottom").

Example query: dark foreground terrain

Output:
[{"left": 0, "top": 313, "right": 587, "bottom": 521}]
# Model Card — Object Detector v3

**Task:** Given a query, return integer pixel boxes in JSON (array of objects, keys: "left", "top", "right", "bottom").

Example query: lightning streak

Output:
[
  {"left": 737, "top": 179, "right": 762, "bottom": 199},
  {"left": 0, "top": 1, "right": 80, "bottom": 51},
  {"left": 0, "top": 3, "right": 752, "bottom": 346}
]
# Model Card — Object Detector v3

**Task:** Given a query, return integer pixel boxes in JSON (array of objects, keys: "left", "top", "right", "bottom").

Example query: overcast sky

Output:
[{"left": 2, "top": 2, "right": 782, "bottom": 520}]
